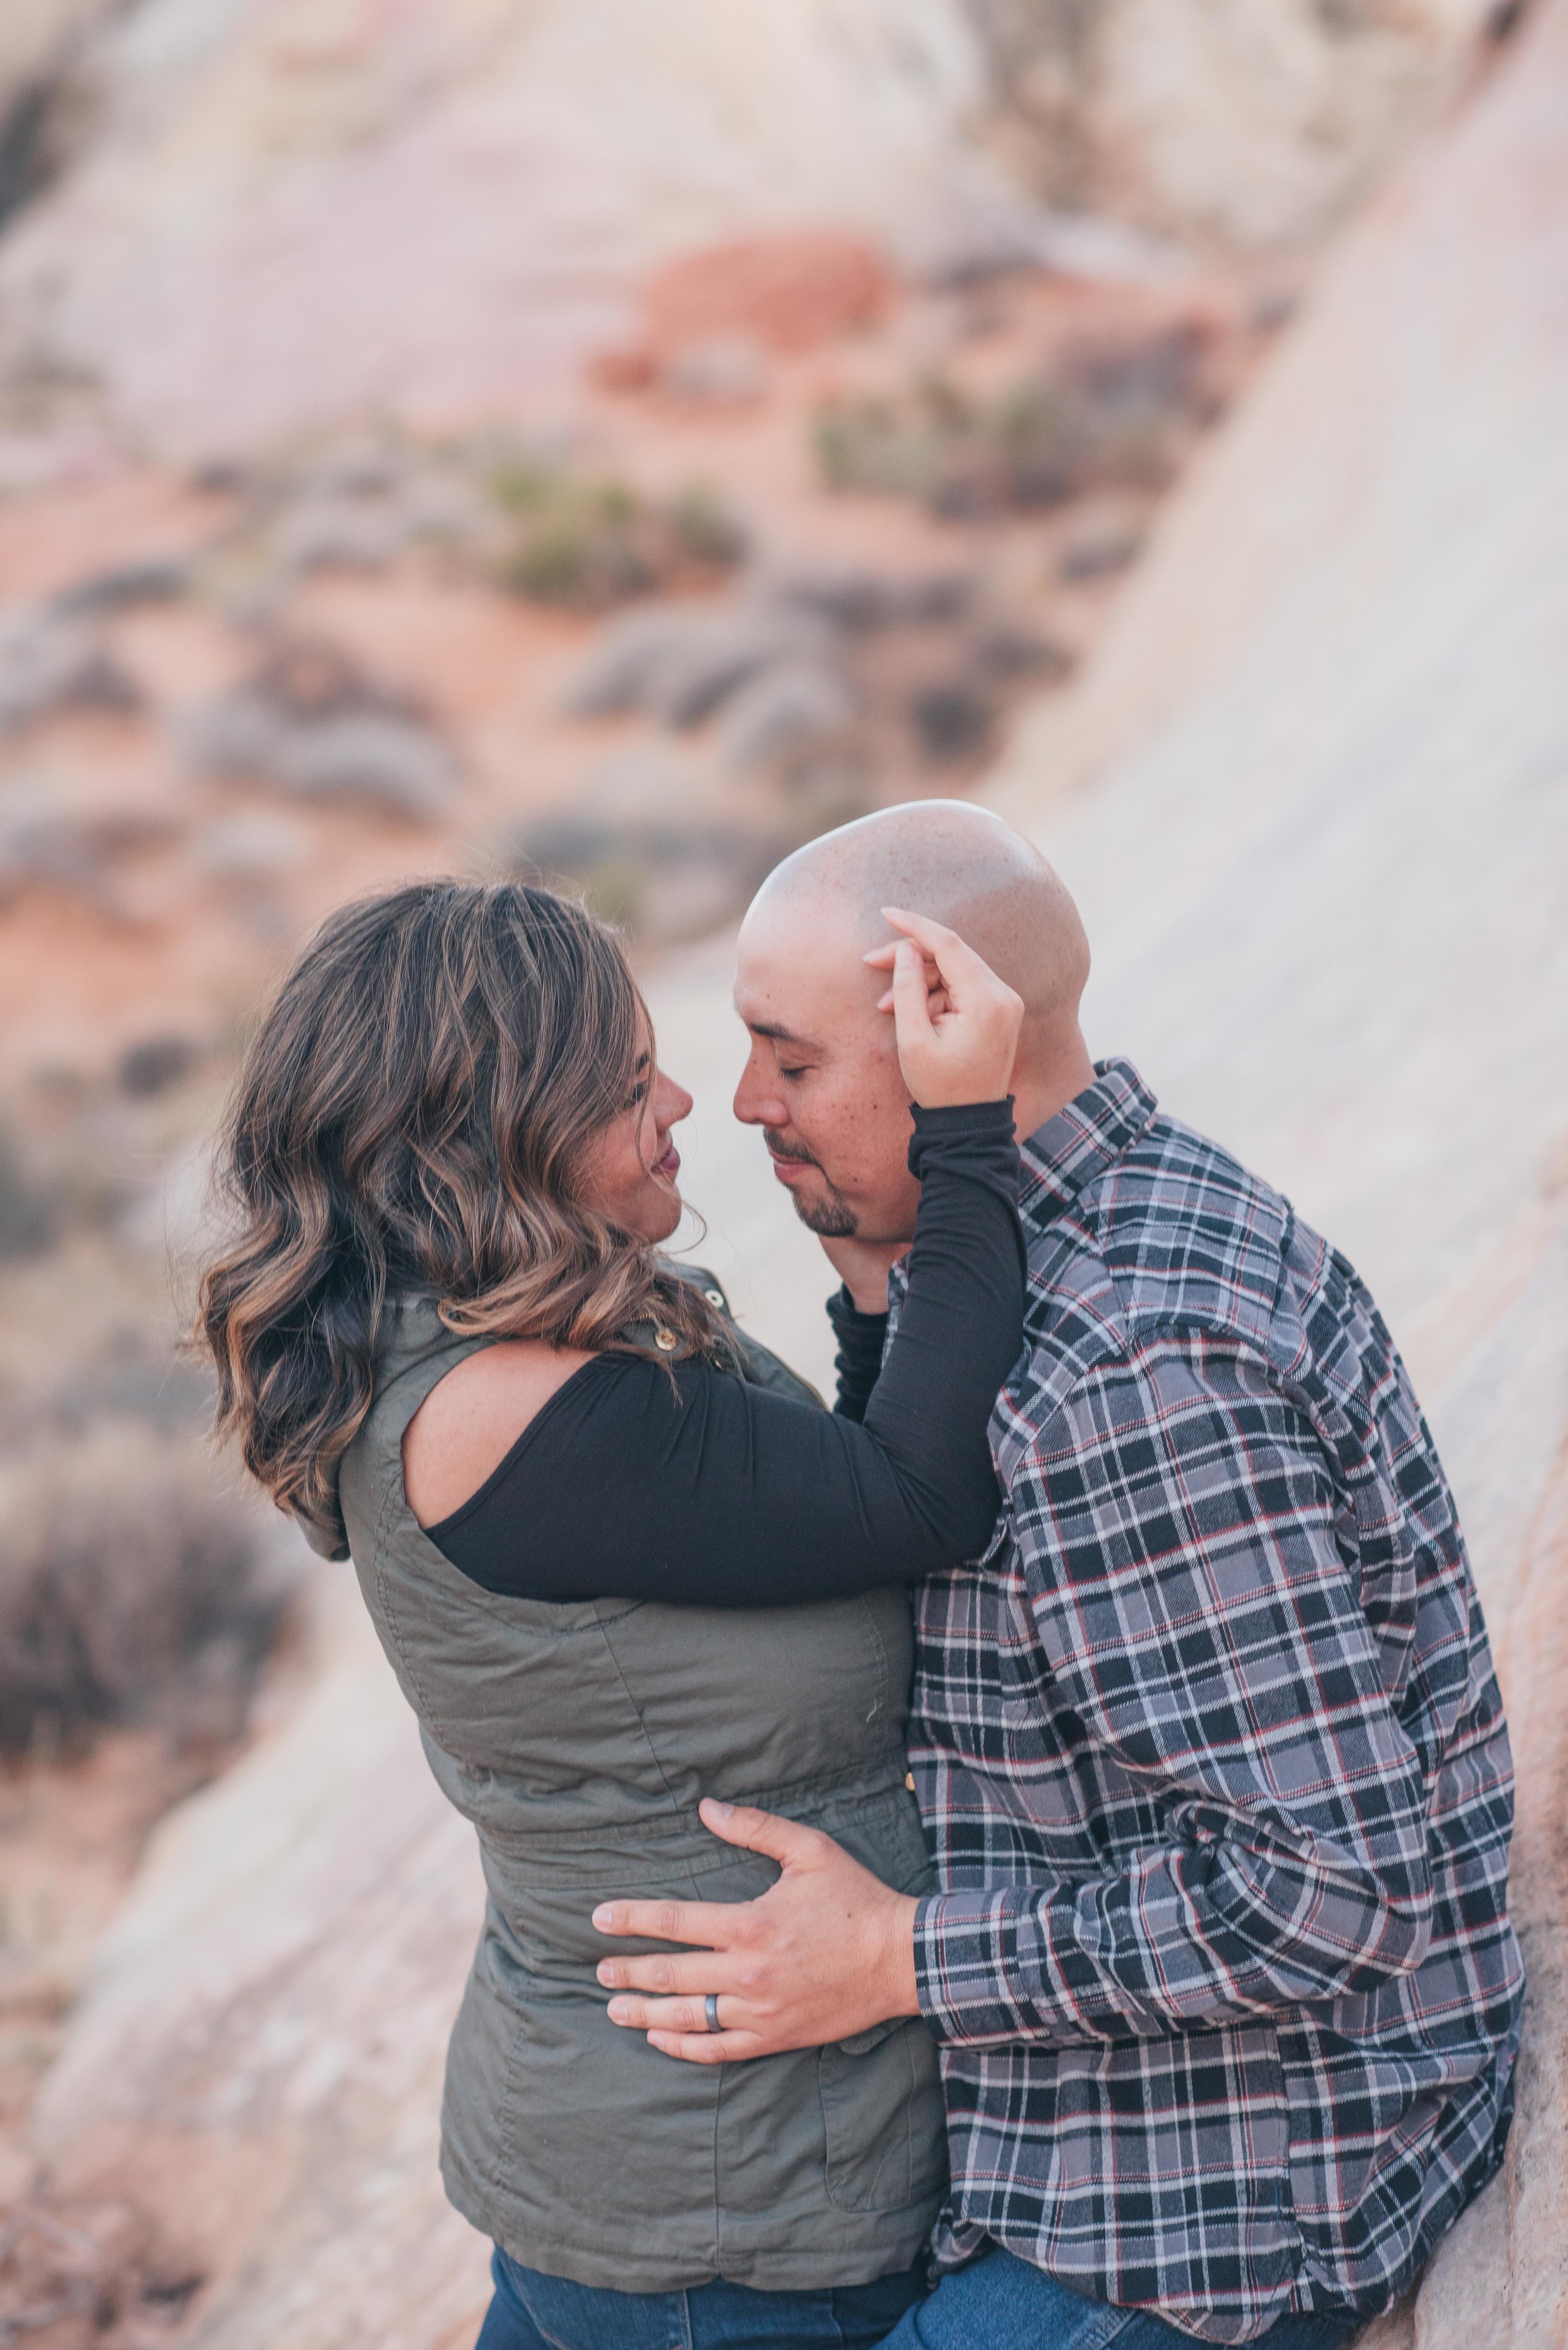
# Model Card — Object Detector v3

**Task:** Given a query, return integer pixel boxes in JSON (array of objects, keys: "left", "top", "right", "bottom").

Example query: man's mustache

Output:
[{"left": 763, "top": 1130, "right": 818, "bottom": 1168}]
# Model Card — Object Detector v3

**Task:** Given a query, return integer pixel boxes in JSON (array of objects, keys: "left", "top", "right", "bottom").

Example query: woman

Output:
[{"left": 198, "top": 878, "right": 1025, "bottom": 2350}]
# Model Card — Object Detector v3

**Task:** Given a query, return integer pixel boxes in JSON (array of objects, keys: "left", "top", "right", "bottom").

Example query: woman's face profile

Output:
[{"left": 578, "top": 1044, "right": 692, "bottom": 1245}]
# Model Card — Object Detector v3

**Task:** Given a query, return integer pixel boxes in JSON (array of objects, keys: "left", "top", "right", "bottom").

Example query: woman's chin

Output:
[{"left": 646, "top": 1182, "right": 685, "bottom": 1244}]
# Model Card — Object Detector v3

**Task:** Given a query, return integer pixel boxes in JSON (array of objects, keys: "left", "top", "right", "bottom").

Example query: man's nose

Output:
[{"left": 733, "top": 1057, "right": 786, "bottom": 1129}]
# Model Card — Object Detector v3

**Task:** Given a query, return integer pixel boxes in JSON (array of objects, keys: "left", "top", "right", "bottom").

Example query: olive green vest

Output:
[{"left": 337, "top": 1284, "right": 945, "bottom": 2294}]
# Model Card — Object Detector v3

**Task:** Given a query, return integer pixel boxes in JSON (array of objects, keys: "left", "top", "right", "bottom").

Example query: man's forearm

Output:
[
  {"left": 591, "top": 1789, "right": 1431, "bottom": 2070},
  {"left": 912, "top": 1829, "right": 1435, "bottom": 2053}
]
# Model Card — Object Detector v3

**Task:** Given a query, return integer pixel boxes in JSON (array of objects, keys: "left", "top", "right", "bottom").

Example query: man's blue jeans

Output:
[
  {"left": 474, "top": 2245, "right": 928, "bottom": 2349},
  {"left": 871, "top": 2248, "right": 1359, "bottom": 2350},
  {"left": 475, "top": 2243, "right": 1359, "bottom": 2350}
]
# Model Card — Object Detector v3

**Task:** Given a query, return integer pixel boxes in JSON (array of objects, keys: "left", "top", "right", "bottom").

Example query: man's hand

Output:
[{"left": 592, "top": 1798, "right": 920, "bottom": 2065}]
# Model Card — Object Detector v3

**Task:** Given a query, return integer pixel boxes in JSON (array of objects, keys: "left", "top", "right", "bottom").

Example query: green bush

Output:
[
  {"left": 813, "top": 326, "right": 1213, "bottom": 518},
  {"left": 0, "top": 1423, "right": 288, "bottom": 1755},
  {"left": 489, "top": 463, "right": 745, "bottom": 610},
  {"left": 0, "top": 1119, "right": 55, "bottom": 1259}
]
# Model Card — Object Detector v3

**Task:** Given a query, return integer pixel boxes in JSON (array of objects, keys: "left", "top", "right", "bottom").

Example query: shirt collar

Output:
[{"left": 1017, "top": 1057, "right": 1158, "bottom": 1231}]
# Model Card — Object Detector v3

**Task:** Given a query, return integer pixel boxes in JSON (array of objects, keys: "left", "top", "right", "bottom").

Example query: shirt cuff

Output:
[
  {"left": 914, "top": 1888, "right": 1044, "bottom": 2048},
  {"left": 824, "top": 1282, "right": 891, "bottom": 1339},
  {"left": 906, "top": 1095, "right": 1015, "bottom": 1172},
  {"left": 827, "top": 1283, "right": 891, "bottom": 1420}
]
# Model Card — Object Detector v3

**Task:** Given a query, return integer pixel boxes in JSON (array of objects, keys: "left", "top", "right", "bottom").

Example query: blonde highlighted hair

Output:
[{"left": 198, "top": 879, "right": 724, "bottom": 1552}]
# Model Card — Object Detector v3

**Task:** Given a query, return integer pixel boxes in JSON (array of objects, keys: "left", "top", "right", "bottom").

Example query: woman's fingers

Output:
[
  {"left": 874, "top": 979, "right": 950, "bottom": 1017},
  {"left": 877, "top": 907, "right": 983, "bottom": 992},
  {"left": 872, "top": 905, "right": 1024, "bottom": 1109},
  {"left": 863, "top": 910, "right": 967, "bottom": 968},
  {"left": 890, "top": 936, "right": 937, "bottom": 1050}
]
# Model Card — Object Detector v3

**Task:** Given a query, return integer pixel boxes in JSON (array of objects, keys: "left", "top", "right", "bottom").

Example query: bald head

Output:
[
  {"left": 731, "top": 803, "right": 1095, "bottom": 1246},
  {"left": 743, "top": 800, "right": 1090, "bottom": 1071}
]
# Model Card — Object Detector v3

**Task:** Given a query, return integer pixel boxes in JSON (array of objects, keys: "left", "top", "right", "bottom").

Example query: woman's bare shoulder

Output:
[{"left": 402, "top": 1339, "right": 597, "bottom": 1528}]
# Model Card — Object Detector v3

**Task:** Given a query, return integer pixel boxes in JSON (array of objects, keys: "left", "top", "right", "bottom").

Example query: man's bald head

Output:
[
  {"left": 742, "top": 800, "right": 1090, "bottom": 1072},
  {"left": 731, "top": 802, "right": 1096, "bottom": 1248}
]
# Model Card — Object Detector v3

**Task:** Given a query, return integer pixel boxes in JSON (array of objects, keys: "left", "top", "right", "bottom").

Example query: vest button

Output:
[
  {"left": 704, "top": 1289, "right": 725, "bottom": 1308},
  {"left": 654, "top": 1327, "right": 679, "bottom": 1351}
]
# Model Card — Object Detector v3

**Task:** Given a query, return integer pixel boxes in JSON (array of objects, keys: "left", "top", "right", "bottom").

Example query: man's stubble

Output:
[{"left": 763, "top": 1129, "right": 859, "bottom": 1240}]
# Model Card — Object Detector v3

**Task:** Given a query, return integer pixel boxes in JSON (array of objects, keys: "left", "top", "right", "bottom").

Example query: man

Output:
[{"left": 594, "top": 802, "right": 1524, "bottom": 2347}]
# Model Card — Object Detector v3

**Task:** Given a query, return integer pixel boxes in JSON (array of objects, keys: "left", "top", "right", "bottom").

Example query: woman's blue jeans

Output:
[
  {"left": 474, "top": 2245, "right": 928, "bottom": 2349},
  {"left": 475, "top": 2243, "right": 1359, "bottom": 2350}
]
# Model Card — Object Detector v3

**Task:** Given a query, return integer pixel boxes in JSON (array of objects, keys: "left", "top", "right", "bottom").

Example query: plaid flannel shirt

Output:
[{"left": 899, "top": 1061, "right": 1522, "bottom": 2344}]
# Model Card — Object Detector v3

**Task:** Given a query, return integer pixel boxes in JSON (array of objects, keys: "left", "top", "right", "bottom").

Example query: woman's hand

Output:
[{"left": 866, "top": 908, "right": 1024, "bottom": 1109}]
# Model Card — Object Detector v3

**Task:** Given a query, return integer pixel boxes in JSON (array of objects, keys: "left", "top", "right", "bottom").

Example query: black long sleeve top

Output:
[{"left": 428, "top": 1098, "right": 1022, "bottom": 1607}]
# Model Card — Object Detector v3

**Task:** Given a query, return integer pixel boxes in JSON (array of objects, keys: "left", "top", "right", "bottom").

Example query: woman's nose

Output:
[{"left": 654, "top": 1067, "right": 693, "bottom": 1126}]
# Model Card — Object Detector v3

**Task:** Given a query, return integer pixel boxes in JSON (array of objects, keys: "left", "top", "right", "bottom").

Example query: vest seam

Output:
[
  {"left": 858, "top": 1593, "right": 893, "bottom": 1731},
  {"left": 367, "top": 1450, "right": 448, "bottom": 1733},
  {"left": 589, "top": 1605, "right": 689, "bottom": 1810}
]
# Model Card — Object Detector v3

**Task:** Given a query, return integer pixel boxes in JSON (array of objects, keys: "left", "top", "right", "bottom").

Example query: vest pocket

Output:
[{"left": 818, "top": 2017, "right": 947, "bottom": 2214}]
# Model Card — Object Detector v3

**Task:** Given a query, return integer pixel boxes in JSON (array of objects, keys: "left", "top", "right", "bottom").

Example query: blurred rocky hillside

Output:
[
  {"left": 0, "top": 2, "right": 1557, "bottom": 2344},
  {"left": 0, "top": 0, "right": 1501, "bottom": 456}
]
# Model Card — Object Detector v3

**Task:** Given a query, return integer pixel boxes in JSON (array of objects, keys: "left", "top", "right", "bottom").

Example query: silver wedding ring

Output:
[{"left": 704, "top": 1993, "right": 721, "bottom": 2034}]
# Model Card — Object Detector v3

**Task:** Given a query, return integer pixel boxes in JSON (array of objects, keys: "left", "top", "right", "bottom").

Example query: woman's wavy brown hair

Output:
[{"left": 198, "top": 878, "right": 726, "bottom": 1552}]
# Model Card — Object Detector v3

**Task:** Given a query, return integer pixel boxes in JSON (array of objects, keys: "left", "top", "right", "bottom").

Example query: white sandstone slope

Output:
[
  {"left": 26, "top": 6, "right": 1568, "bottom": 2346},
  {"left": 991, "top": 8, "right": 1568, "bottom": 2341}
]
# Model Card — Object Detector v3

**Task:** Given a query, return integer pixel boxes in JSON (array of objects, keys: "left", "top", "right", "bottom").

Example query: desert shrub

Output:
[
  {"left": 489, "top": 462, "right": 745, "bottom": 609},
  {"left": 512, "top": 812, "right": 781, "bottom": 943},
  {"left": 0, "top": 1422, "right": 288, "bottom": 1755},
  {"left": 118, "top": 1034, "right": 198, "bottom": 1099},
  {"left": 910, "top": 679, "right": 996, "bottom": 765},
  {"left": 814, "top": 324, "right": 1217, "bottom": 517},
  {"left": 0, "top": 606, "right": 143, "bottom": 738},
  {"left": 566, "top": 601, "right": 830, "bottom": 725},
  {"left": 0, "top": 1119, "right": 55, "bottom": 1258},
  {"left": 186, "top": 635, "right": 457, "bottom": 820},
  {"left": 814, "top": 381, "right": 961, "bottom": 502},
  {"left": 662, "top": 482, "right": 748, "bottom": 570}
]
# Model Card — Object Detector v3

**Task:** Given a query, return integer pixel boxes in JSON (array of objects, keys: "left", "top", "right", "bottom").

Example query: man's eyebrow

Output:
[{"left": 744, "top": 1019, "right": 817, "bottom": 1048}]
